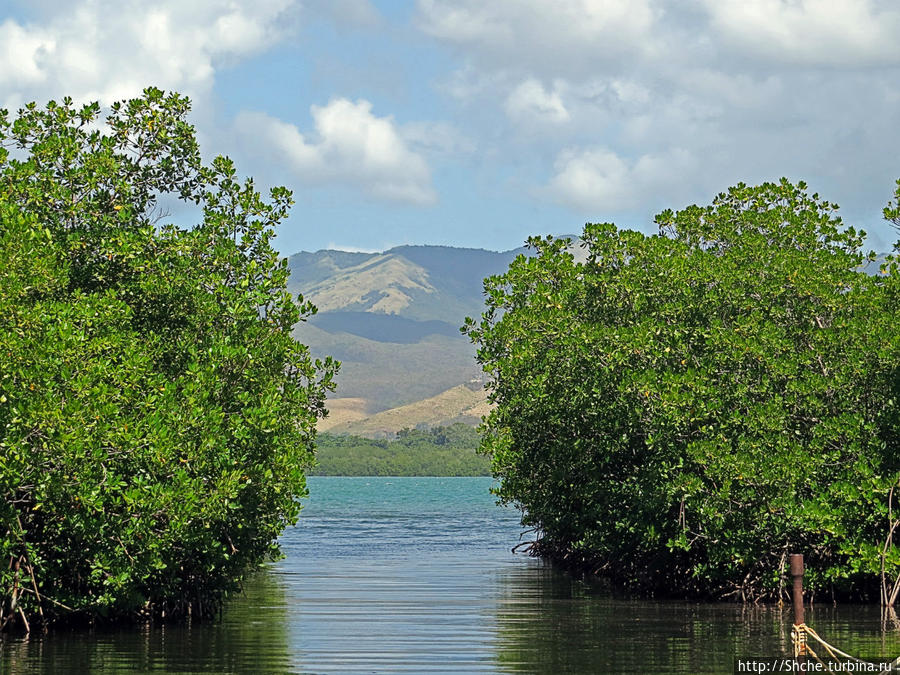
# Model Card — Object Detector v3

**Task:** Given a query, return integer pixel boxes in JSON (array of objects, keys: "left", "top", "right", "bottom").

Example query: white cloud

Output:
[
  {"left": 439, "top": 65, "right": 508, "bottom": 102},
  {"left": 401, "top": 121, "right": 476, "bottom": 157},
  {"left": 0, "top": 19, "right": 53, "bottom": 90},
  {"left": 418, "top": 0, "right": 900, "bottom": 77},
  {"left": 414, "top": 0, "right": 900, "bottom": 234},
  {"left": 5, "top": 0, "right": 900, "bottom": 248},
  {"left": 549, "top": 148, "right": 631, "bottom": 210},
  {"left": 303, "top": 0, "right": 381, "bottom": 29},
  {"left": 702, "top": 0, "right": 900, "bottom": 67},
  {"left": 416, "top": 1, "right": 511, "bottom": 45},
  {"left": 324, "top": 243, "right": 385, "bottom": 253},
  {"left": 237, "top": 99, "right": 436, "bottom": 206},
  {"left": 609, "top": 80, "right": 651, "bottom": 107},
  {"left": 0, "top": 0, "right": 296, "bottom": 108},
  {"left": 505, "top": 79, "right": 570, "bottom": 124},
  {"left": 417, "top": 0, "right": 659, "bottom": 78},
  {"left": 548, "top": 146, "right": 697, "bottom": 212}
]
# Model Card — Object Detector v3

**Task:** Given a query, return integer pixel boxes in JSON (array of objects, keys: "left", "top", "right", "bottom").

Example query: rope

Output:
[
  {"left": 792, "top": 622, "right": 900, "bottom": 671},
  {"left": 791, "top": 623, "right": 808, "bottom": 658}
]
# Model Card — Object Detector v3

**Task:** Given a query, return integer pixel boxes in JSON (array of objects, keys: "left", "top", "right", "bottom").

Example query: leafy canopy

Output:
[
  {"left": 0, "top": 88, "right": 337, "bottom": 629},
  {"left": 465, "top": 179, "right": 900, "bottom": 601}
]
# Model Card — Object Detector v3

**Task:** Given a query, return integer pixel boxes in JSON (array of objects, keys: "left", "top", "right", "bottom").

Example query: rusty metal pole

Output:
[
  {"left": 790, "top": 554, "right": 805, "bottom": 625},
  {"left": 790, "top": 554, "right": 806, "bottom": 658}
]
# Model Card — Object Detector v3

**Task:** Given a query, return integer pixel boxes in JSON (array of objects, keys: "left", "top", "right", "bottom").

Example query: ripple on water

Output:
[{"left": 6, "top": 477, "right": 900, "bottom": 674}]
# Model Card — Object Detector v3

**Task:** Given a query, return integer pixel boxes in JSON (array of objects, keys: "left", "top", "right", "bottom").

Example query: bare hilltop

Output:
[{"left": 287, "top": 243, "right": 529, "bottom": 437}]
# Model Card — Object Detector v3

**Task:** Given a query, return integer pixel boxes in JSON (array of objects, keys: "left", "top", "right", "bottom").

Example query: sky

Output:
[{"left": 2, "top": 0, "right": 900, "bottom": 255}]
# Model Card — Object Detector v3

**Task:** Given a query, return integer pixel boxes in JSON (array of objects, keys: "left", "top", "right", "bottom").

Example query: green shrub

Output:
[
  {"left": 465, "top": 179, "right": 900, "bottom": 601},
  {"left": 0, "top": 89, "right": 337, "bottom": 629}
]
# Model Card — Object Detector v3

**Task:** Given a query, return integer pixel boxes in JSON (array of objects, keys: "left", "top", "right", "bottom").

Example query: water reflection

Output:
[
  {"left": 267, "top": 477, "right": 538, "bottom": 672},
  {"left": 0, "top": 568, "right": 294, "bottom": 674},
  {"left": 493, "top": 563, "right": 900, "bottom": 674},
  {"left": 800, "top": 604, "right": 900, "bottom": 662},
  {"left": 9, "top": 478, "right": 900, "bottom": 674}
]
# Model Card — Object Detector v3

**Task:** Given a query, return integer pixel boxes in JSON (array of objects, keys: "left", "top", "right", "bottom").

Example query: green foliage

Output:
[
  {"left": 0, "top": 89, "right": 337, "bottom": 629},
  {"left": 465, "top": 178, "right": 900, "bottom": 601},
  {"left": 312, "top": 424, "right": 489, "bottom": 476}
]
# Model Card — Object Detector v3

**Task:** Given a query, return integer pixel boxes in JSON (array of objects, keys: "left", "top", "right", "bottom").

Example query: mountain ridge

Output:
[
  {"left": 285, "top": 237, "right": 583, "bottom": 435},
  {"left": 286, "top": 242, "right": 529, "bottom": 322},
  {"left": 287, "top": 242, "right": 533, "bottom": 433}
]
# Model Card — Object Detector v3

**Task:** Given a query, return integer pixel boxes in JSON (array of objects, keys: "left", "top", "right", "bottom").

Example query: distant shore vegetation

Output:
[{"left": 312, "top": 424, "right": 489, "bottom": 477}]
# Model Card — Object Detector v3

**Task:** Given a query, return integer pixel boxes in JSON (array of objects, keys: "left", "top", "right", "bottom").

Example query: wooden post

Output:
[
  {"left": 790, "top": 553, "right": 806, "bottom": 658},
  {"left": 790, "top": 554, "right": 805, "bottom": 626}
]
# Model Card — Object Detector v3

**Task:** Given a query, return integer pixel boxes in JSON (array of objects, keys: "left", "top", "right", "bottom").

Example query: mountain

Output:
[
  {"left": 288, "top": 237, "right": 882, "bottom": 437},
  {"left": 320, "top": 383, "right": 492, "bottom": 438},
  {"left": 286, "top": 243, "right": 530, "bottom": 434},
  {"left": 286, "top": 244, "right": 527, "bottom": 322}
]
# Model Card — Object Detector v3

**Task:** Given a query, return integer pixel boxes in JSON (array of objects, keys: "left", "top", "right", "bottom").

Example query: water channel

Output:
[{"left": 3, "top": 477, "right": 900, "bottom": 673}]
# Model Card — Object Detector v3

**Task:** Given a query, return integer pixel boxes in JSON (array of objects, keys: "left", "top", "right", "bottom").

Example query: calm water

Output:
[{"left": 4, "top": 476, "right": 900, "bottom": 674}]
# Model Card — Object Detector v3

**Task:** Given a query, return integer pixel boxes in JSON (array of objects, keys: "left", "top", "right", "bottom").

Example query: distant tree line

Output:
[
  {"left": 313, "top": 424, "right": 489, "bottom": 477},
  {"left": 465, "top": 179, "right": 900, "bottom": 602}
]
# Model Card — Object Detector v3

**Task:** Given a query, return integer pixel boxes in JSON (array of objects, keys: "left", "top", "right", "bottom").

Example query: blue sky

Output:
[{"left": 2, "top": 0, "right": 900, "bottom": 255}]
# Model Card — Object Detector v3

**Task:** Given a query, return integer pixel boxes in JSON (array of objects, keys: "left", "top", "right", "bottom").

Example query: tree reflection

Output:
[
  {"left": 493, "top": 563, "right": 792, "bottom": 674},
  {"left": 0, "top": 566, "right": 294, "bottom": 674}
]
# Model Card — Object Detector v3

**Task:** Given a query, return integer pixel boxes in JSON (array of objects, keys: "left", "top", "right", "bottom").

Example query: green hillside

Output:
[
  {"left": 286, "top": 243, "right": 528, "bottom": 421},
  {"left": 291, "top": 322, "right": 480, "bottom": 412},
  {"left": 284, "top": 240, "right": 585, "bottom": 436}
]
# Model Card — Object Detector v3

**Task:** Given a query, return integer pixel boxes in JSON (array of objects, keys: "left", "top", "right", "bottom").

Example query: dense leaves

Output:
[
  {"left": 0, "top": 89, "right": 337, "bottom": 629},
  {"left": 465, "top": 179, "right": 900, "bottom": 601},
  {"left": 313, "top": 425, "right": 489, "bottom": 476}
]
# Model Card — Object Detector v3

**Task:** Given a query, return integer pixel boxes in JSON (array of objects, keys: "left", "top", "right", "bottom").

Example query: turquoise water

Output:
[{"left": 4, "top": 477, "right": 900, "bottom": 673}]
